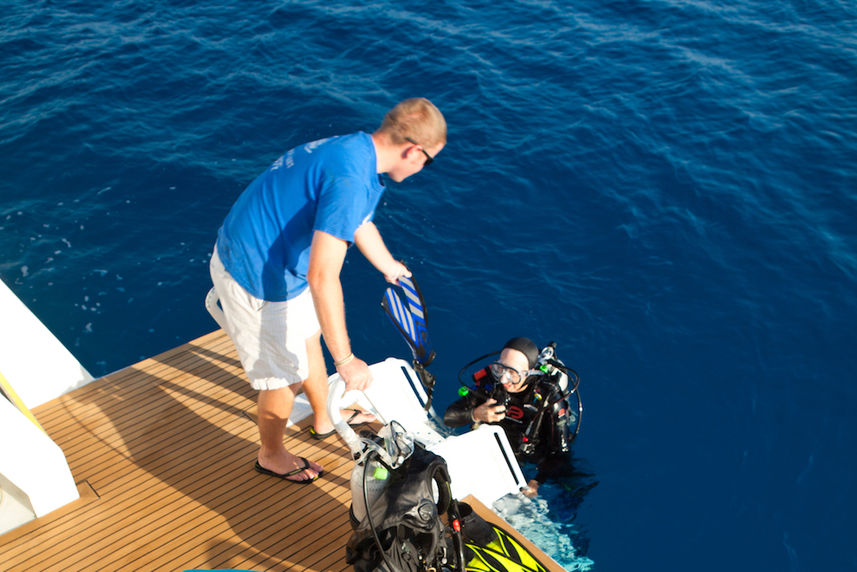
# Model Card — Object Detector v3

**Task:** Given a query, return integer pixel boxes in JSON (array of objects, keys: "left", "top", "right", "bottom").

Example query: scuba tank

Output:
[
  {"left": 350, "top": 458, "right": 388, "bottom": 525},
  {"left": 349, "top": 423, "right": 414, "bottom": 524}
]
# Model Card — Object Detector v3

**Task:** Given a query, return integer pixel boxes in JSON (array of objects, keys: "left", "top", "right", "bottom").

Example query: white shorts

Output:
[{"left": 209, "top": 246, "right": 320, "bottom": 390}]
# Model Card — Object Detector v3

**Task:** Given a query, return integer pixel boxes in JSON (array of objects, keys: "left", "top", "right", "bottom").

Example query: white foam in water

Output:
[{"left": 492, "top": 493, "right": 594, "bottom": 571}]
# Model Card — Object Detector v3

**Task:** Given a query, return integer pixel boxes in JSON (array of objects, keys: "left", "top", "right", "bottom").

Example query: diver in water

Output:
[{"left": 443, "top": 337, "right": 580, "bottom": 498}]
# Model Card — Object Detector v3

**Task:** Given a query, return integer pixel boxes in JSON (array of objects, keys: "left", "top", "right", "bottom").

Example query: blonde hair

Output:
[{"left": 378, "top": 98, "right": 447, "bottom": 148}]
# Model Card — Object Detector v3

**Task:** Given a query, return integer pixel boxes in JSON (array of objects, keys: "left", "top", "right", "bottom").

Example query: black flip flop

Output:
[
  {"left": 308, "top": 409, "right": 376, "bottom": 440},
  {"left": 254, "top": 458, "right": 322, "bottom": 484},
  {"left": 308, "top": 426, "right": 335, "bottom": 440},
  {"left": 344, "top": 408, "right": 375, "bottom": 427}
]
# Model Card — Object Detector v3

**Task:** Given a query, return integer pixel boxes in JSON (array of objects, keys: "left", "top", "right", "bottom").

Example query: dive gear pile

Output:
[{"left": 345, "top": 422, "right": 553, "bottom": 572}]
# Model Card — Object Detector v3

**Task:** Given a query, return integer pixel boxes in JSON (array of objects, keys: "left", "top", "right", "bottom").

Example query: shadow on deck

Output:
[{"left": 1, "top": 329, "right": 357, "bottom": 571}]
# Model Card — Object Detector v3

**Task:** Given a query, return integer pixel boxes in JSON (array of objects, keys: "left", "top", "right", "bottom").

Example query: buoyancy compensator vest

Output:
[{"left": 345, "top": 432, "right": 459, "bottom": 572}]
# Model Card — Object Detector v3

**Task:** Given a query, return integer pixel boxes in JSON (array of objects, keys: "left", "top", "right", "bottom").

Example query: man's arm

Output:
[
  {"left": 443, "top": 395, "right": 477, "bottom": 427},
  {"left": 353, "top": 221, "right": 410, "bottom": 283},
  {"left": 444, "top": 395, "right": 507, "bottom": 426},
  {"left": 307, "top": 229, "right": 371, "bottom": 390}
]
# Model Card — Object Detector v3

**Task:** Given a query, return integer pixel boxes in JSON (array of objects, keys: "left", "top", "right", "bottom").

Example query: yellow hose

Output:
[{"left": 0, "top": 369, "right": 45, "bottom": 433}]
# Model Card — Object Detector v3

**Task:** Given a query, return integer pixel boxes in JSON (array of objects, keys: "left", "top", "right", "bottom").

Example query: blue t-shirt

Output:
[{"left": 216, "top": 131, "right": 385, "bottom": 301}]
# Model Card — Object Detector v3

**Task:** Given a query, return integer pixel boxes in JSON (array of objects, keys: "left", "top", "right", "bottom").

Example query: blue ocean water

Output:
[{"left": 2, "top": 1, "right": 856, "bottom": 570}]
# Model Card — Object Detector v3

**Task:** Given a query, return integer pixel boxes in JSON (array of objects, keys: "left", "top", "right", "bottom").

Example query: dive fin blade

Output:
[{"left": 380, "top": 275, "right": 435, "bottom": 366}]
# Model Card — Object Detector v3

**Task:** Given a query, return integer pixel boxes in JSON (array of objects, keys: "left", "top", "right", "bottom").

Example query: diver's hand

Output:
[
  {"left": 521, "top": 479, "right": 540, "bottom": 498},
  {"left": 383, "top": 260, "right": 411, "bottom": 285},
  {"left": 338, "top": 356, "right": 373, "bottom": 392},
  {"left": 473, "top": 398, "right": 506, "bottom": 423}
]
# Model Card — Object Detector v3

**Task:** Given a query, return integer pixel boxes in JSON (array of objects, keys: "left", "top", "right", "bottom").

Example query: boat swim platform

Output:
[{"left": 0, "top": 329, "right": 564, "bottom": 572}]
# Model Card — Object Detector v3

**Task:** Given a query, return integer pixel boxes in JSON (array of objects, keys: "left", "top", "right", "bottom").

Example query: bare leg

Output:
[
  {"left": 256, "top": 385, "right": 322, "bottom": 479},
  {"left": 302, "top": 331, "right": 334, "bottom": 434}
]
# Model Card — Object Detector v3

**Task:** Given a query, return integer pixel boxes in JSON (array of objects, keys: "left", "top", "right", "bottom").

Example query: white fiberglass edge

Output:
[
  {"left": 0, "top": 277, "right": 93, "bottom": 409},
  {"left": 0, "top": 397, "right": 79, "bottom": 532}
]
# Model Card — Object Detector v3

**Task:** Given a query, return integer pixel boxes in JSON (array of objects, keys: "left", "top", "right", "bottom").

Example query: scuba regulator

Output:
[{"left": 490, "top": 382, "right": 511, "bottom": 409}]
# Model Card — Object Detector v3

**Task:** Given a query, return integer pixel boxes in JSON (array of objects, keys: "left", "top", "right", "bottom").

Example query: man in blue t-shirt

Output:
[{"left": 209, "top": 98, "right": 446, "bottom": 484}]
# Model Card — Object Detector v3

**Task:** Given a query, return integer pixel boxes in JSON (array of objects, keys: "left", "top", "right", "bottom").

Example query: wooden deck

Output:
[{"left": 0, "top": 329, "right": 564, "bottom": 572}]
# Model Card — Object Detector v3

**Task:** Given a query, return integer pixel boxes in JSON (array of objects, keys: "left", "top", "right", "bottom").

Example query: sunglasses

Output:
[{"left": 405, "top": 137, "right": 434, "bottom": 166}]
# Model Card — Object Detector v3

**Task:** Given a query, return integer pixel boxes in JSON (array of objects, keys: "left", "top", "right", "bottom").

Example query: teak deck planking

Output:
[{"left": 0, "top": 329, "right": 564, "bottom": 572}]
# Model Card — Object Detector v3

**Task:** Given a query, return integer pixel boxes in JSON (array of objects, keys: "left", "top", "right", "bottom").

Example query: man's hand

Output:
[
  {"left": 353, "top": 222, "right": 410, "bottom": 285},
  {"left": 473, "top": 398, "right": 506, "bottom": 423},
  {"left": 383, "top": 260, "right": 412, "bottom": 285},
  {"left": 337, "top": 356, "right": 373, "bottom": 392}
]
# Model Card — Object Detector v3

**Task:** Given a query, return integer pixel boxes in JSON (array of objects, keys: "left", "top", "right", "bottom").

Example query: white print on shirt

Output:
[
  {"left": 270, "top": 152, "right": 288, "bottom": 171},
  {"left": 304, "top": 137, "right": 331, "bottom": 154},
  {"left": 271, "top": 137, "right": 331, "bottom": 172}
]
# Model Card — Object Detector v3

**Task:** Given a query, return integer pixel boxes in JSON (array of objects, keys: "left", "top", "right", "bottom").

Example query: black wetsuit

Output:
[{"left": 443, "top": 367, "right": 571, "bottom": 485}]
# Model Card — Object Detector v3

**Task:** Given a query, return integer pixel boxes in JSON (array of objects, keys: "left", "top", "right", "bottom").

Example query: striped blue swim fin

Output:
[{"left": 381, "top": 273, "right": 435, "bottom": 366}]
